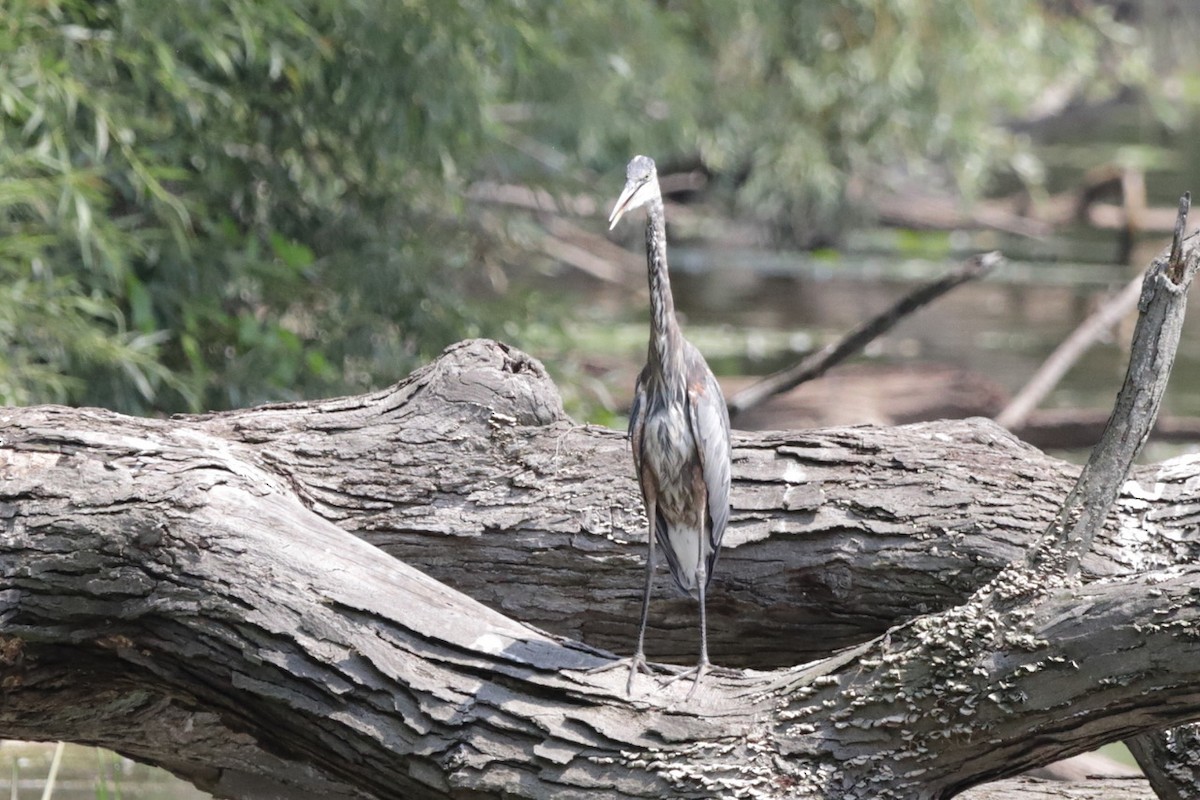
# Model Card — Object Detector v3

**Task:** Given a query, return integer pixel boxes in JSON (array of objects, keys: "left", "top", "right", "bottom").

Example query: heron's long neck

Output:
[{"left": 645, "top": 199, "right": 684, "bottom": 384}]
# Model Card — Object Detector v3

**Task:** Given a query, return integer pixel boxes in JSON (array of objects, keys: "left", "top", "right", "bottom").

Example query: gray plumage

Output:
[{"left": 609, "top": 155, "right": 732, "bottom": 697}]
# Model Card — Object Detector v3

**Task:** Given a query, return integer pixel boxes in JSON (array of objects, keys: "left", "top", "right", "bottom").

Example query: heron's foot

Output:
[
  {"left": 661, "top": 660, "right": 737, "bottom": 699},
  {"left": 585, "top": 654, "right": 675, "bottom": 695},
  {"left": 660, "top": 660, "right": 707, "bottom": 699},
  {"left": 625, "top": 652, "right": 653, "bottom": 695},
  {"left": 584, "top": 658, "right": 626, "bottom": 676}
]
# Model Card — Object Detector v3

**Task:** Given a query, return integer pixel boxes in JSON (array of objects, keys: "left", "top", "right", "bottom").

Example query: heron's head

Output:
[{"left": 608, "top": 155, "right": 660, "bottom": 230}]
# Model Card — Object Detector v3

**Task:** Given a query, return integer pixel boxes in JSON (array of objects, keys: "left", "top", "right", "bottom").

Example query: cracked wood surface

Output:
[{"left": 1, "top": 338, "right": 1198, "bottom": 798}]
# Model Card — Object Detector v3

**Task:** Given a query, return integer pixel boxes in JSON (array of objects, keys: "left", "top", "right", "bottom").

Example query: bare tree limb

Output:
[
  {"left": 980, "top": 194, "right": 1200, "bottom": 800},
  {"left": 1126, "top": 728, "right": 1200, "bottom": 800},
  {"left": 1111, "top": 194, "right": 1200, "bottom": 800},
  {"left": 728, "top": 252, "right": 1002, "bottom": 421},
  {"left": 1031, "top": 193, "right": 1196, "bottom": 576},
  {"left": 778, "top": 197, "right": 1200, "bottom": 797}
]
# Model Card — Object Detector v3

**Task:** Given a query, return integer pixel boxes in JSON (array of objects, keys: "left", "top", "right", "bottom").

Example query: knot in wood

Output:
[{"left": 419, "top": 340, "right": 565, "bottom": 427}]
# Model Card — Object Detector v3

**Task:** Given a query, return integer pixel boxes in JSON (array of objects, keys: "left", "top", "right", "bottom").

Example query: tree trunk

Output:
[{"left": 3, "top": 337, "right": 1200, "bottom": 798}]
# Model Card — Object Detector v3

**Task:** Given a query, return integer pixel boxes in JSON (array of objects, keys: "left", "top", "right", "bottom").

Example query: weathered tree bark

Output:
[
  {"left": 4, "top": 195, "right": 1200, "bottom": 800},
  {"left": 1126, "top": 728, "right": 1200, "bottom": 800},
  {"left": 0, "top": 336, "right": 1198, "bottom": 799},
  {"left": 959, "top": 778, "right": 1159, "bottom": 800}
]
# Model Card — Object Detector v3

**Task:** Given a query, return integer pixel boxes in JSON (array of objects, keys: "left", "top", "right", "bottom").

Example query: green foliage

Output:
[
  {"left": 0, "top": 0, "right": 520, "bottom": 413},
  {"left": 0, "top": 0, "right": 1151, "bottom": 414}
]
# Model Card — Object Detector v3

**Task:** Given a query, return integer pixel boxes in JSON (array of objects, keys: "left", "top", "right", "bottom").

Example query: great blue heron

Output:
[{"left": 608, "top": 155, "right": 732, "bottom": 698}]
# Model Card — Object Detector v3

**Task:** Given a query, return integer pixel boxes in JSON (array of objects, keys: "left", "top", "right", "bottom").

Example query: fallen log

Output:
[
  {"left": 4, "top": 189, "right": 1200, "bottom": 800},
  {"left": 0, "top": 337, "right": 1196, "bottom": 798}
]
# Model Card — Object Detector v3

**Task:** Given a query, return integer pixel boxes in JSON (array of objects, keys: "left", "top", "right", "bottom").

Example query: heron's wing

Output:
[
  {"left": 628, "top": 365, "right": 648, "bottom": 442},
  {"left": 627, "top": 364, "right": 650, "bottom": 477},
  {"left": 686, "top": 357, "right": 732, "bottom": 568}
]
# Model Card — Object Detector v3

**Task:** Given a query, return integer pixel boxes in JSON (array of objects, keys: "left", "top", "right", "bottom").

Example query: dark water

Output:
[{"left": 666, "top": 229, "right": 1200, "bottom": 422}]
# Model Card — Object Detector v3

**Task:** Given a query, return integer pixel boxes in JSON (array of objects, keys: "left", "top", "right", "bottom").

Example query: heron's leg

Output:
[
  {"left": 627, "top": 499, "right": 657, "bottom": 695},
  {"left": 585, "top": 500, "right": 672, "bottom": 688},
  {"left": 686, "top": 543, "right": 711, "bottom": 700},
  {"left": 660, "top": 528, "right": 714, "bottom": 698}
]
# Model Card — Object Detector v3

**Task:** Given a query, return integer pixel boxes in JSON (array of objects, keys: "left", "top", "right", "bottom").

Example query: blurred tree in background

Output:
[
  {"left": 515, "top": 1, "right": 1148, "bottom": 241},
  {"left": 0, "top": 0, "right": 526, "bottom": 412},
  {"left": 0, "top": 0, "right": 1151, "bottom": 415}
]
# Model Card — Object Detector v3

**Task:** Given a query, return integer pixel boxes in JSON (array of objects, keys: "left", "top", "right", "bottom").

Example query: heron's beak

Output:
[
  {"left": 604, "top": 178, "right": 652, "bottom": 231},
  {"left": 608, "top": 180, "right": 642, "bottom": 230}
]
